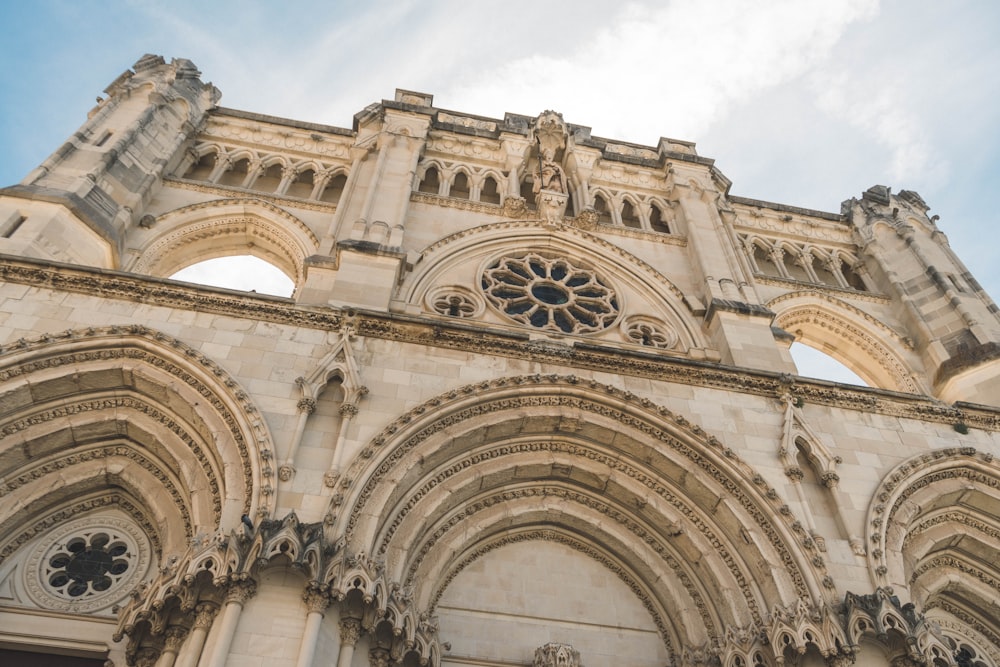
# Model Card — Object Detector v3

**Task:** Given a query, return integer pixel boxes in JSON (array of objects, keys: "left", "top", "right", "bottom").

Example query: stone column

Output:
[
  {"left": 294, "top": 587, "right": 331, "bottom": 667},
  {"left": 174, "top": 603, "right": 217, "bottom": 667},
  {"left": 324, "top": 402, "right": 358, "bottom": 487},
  {"left": 154, "top": 626, "right": 188, "bottom": 667},
  {"left": 336, "top": 618, "right": 362, "bottom": 667},
  {"left": 280, "top": 394, "right": 317, "bottom": 480},
  {"left": 206, "top": 581, "right": 256, "bottom": 666}
]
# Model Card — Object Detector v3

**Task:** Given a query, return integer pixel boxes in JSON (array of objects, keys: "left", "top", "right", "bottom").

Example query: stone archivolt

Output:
[
  {"left": 127, "top": 197, "right": 319, "bottom": 283},
  {"left": 326, "top": 375, "right": 842, "bottom": 659},
  {"left": 865, "top": 449, "right": 1000, "bottom": 660},
  {"left": 0, "top": 325, "right": 275, "bottom": 534},
  {"left": 769, "top": 292, "right": 924, "bottom": 393}
]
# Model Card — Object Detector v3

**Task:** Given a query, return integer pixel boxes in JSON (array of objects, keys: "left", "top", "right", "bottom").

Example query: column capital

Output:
[
  {"left": 338, "top": 617, "right": 362, "bottom": 646},
  {"left": 193, "top": 602, "right": 219, "bottom": 628},
  {"left": 303, "top": 588, "right": 331, "bottom": 614},
  {"left": 225, "top": 579, "right": 257, "bottom": 606}
]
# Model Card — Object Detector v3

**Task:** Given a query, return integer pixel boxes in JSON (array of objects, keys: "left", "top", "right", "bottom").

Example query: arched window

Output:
[
  {"left": 321, "top": 173, "right": 348, "bottom": 204},
  {"left": 752, "top": 242, "right": 782, "bottom": 278},
  {"left": 789, "top": 342, "right": 868, "bottom": 386},
  {"left": 184, "top": 152, "right": 215, "bottom": 181},
  {"left": 418, "top": 166, "right": 440, "bottom": 194},
  {"left": 594, "top": 194, "right": 612, "bottom": 224},
  {"left": 451, "top": 171, "right": 471, "bottom": 199},
  {"left": 840, "top": 259, "right": 868, "bottom": 291},
  {"left": 620, "top": 200, "right": 641, "bottom": 229},
  {"left": 170, "top": 256, "right": 295, "bottom": 297},
  {"left": 254, "top": 163, "right": 283, "bottom": 193},
  {"left": 519, "top": 175, "right": 536, "bottom": 210},
  {"left": 811, "top": 251, "right": 841, "bottom": 287},
  {"left": 286, "top": 169, "right": 315, "bottom": 199},
  {"left": 649, "top": 204, "right": 670, "bottom": 234},
  {"left": 217, "top": 157, "right": 250, "bottom": 188},
  {"left": 481, "top": 176, "right": 501, "bottom": 205}
]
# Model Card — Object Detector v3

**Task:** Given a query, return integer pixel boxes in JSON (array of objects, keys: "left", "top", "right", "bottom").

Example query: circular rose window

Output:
[
  {"left": 24, "top": 515, "right": 151, "bottom": 613},
  {"left": 481, "top": 254, "right": 618, "bottom": 333}
]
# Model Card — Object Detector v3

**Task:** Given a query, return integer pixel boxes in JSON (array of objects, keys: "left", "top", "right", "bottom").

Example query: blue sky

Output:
[{"left": 1, "top": 1, "right": 998, "bottom": 384}]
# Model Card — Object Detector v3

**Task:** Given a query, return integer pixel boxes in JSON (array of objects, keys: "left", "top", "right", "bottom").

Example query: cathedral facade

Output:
[{"left": 0, "top": 54, "right": 998, "bottom": 667}]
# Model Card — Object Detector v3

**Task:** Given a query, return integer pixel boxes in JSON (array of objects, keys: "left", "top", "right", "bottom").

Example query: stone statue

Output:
[{"left": 534, "top": 146, "right": 567, "bottom": 195}]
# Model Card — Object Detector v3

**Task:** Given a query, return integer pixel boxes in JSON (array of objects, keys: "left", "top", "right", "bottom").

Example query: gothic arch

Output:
[
  {"left": 126, "top": 198, "right": 320, "bottom": 290},
  {"left": 401, "top": 221, "right": 707, "bottom": 352},
  {"left": 0, "top": 325, "right": 276, "bottom": 559},
  {"left": 866, "top": 448, "right": 1000, "bottom": 653},
  {"left": 768, "top": 291, "right": 925, "bottom": 393},
  {"left": 326, "top": 375, "right": 833, "bottom": 657}
]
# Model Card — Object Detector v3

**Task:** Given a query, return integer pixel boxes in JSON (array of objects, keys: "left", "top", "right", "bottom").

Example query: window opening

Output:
[
  {"left": 520, "top": 176, "right": 537, "bottom": 210},
  {"left": 789, "top": 342, "right": 868, "bottom": 386},
  {"left": 217, "top": 158, "right": 250, "bottom": 188},
  {"left": 184, "top": 153, "right": 215, "bottom": 181},
  {"left": 649, "top": 204, "right": 670, "bottom": 234},
  {"left": 481, "top": 176, "right": 501, "bottom": 204},
  {"left": 451, "top": 172, "right": 471, "bottom": 199},
  {"left": 594, "top": 195, "right": 612, "bottom": 224},
  {"left": 286, "top": 169, "right": 314, "bottom": 199},
  {"left": 620, "top": 200, "right": 641, "bottom": 229},
  {"left": 254, "top": 163, "right": 283, "bottom": 193},
  {"left": 2, "top": 215, "right": 26, "bottom": 238},
  {"left": 322, "top": 173, "right": 348, "bottom": 204},
  {"left": 170, "top": 255, "right": 295, "bottom": 297},
  {"left": 418, "top": 167, "right": 440, "bottom": 194}
]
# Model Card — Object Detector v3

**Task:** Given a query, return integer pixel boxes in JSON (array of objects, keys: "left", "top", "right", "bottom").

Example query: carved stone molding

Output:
[
  {"left": 410, "top": 190, "right": 504, "bottom": 215},
  {"left": 534, "top": 643, "right": 580, "bottom": 667},
  {"left": 0, "top": 492, "right": 161, "bottom": 566},
  {"left": 867, "top": 448, "right": 999, "bottom": 586},
  {"left": 339, "top": 617, "right": 362, "bottom": 646},
  {"left": 2, "top": 259, "right": 999, "bottom": 431},
  {"left": 23, "top": 514, "right": 153, "bottom": 613},
  {"left": 0, "top": 324, "right": 278, "bottom": 518},
  {"left": 337, "top": 377, "right": 827, "bottom": 616},
  {"left": 165, "top": 178, "right": 341, "bottom": 214},
  {"left": 1, "top": 414, "right": 213, "bottom": 531}
]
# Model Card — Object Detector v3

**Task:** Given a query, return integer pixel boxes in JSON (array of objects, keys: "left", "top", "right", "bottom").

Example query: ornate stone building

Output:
[{"left": 0, "top": 54, "right": 998, "bottom": 667}]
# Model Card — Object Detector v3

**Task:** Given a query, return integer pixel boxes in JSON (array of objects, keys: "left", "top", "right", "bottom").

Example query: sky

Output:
[{"left": 1, "top": 0, "right": 997, "bottom": 385}]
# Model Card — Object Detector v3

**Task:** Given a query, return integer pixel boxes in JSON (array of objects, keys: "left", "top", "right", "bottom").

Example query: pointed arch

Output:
[
  {"left": 0, "top": 325, "right": 276, "bottom": 562},
  {"left": 866, "top": 448, "right": 1000, "bottom": 659},
  {"left": 768, "top": 291, "right": 925, "bottom": 393},
  {"left": 326, "top": 375, "right": 832, "bottom": 657},
  {"left": 126, "top": 198, "right": 319, "bottom": 291},
  {"left": 401, "top": 220, "right": 707, "bottom": 352}
]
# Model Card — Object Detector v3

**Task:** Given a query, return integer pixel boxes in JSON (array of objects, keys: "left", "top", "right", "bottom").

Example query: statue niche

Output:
[{"left": 530, "top": 111, "right": 570, "bottom": 224}]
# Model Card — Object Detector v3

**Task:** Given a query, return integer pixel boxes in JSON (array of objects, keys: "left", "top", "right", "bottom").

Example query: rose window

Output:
[
  {"left": 623, "top": 317, "right": 678, "bottom": 350},
  {"left": 25, "top": 516, "right": 151, "bottom": 612},
  {"left": 45, "top": 532, "right": 131, "bottom": 598},
  {"left": 481, "top": 254, "right": 618, "bottom": 333}
]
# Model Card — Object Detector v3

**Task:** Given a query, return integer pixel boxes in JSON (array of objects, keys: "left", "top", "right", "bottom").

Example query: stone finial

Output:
[{"left": 533, "top": 643, "right": 580, "bottom": 667}]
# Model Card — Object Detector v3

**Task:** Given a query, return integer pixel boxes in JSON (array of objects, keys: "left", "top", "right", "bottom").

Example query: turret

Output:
[
  {"left": 0, "top": 54, "right": 219, "bottom": 267},
  {"left": 847, "top": 185, "right": 1000, "bottom": 405}
]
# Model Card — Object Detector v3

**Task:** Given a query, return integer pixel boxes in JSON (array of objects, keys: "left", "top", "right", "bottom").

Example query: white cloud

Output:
[{"left": 441, "top": 0, "right": 880, "bottom": 143}]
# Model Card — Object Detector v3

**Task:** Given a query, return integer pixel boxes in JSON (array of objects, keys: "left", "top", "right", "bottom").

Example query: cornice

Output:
[
  {"left": 163, "top": 178, "right": 340, "bottom": 214},
  {"left": 1, "top": 255, "right": 998, "bottom": 430}
]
